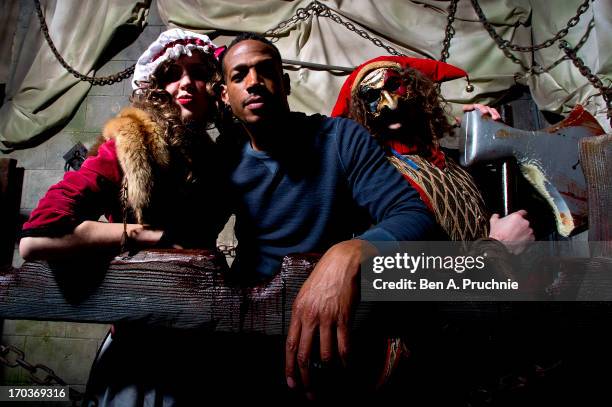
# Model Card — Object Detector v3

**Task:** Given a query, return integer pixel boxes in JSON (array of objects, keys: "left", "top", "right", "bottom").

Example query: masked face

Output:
[
  {"left": 357, "top": 67, "right": 408, "bottom": 118},
  {"left": 357, "top": 67, "right": 418, "bottom": 138}
]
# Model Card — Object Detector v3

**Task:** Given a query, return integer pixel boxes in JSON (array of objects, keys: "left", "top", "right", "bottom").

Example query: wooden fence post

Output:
[{"left": 0, "top": 158, "right": 23, "bottom": 268}]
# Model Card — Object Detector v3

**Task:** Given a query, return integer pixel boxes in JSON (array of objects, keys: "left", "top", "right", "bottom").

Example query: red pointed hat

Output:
[{"left": 331, "top": 56, "right": 468, "bottom": 117}]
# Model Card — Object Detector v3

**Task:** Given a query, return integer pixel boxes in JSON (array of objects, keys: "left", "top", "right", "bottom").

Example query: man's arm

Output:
[
  {"left": 285, "top": 118, "right": 435, "bottom": 398},
  {"left": 341, "top": 117, "right": 435, "bottom": 242},
  {"left": 285, "top": 239, "right": 378, "bottom": 399}
]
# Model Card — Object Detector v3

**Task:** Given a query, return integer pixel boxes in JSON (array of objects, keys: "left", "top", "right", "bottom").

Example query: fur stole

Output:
[{"left": 102, "top": 107, "right": 171, "bottom": 224}]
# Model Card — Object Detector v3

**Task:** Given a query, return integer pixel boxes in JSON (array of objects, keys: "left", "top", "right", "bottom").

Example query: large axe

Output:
[{"left": 459, "top": 105, "right": 605, "bottom": 237}]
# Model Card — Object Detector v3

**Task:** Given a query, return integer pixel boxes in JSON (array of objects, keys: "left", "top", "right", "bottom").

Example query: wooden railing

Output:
[
  {"left": 0, "top": 136, "right": 610, "bottom": 331},
  {"left": 0, "top": 250, "right": 317, "bottom": 334}
]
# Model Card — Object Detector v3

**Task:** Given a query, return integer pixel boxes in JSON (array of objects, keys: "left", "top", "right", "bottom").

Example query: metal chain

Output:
[
  {"left": 34, "top": 0, "right": 135, "bottom": 86},
  {"left": 470, "top": 0, "right": 592, "bottom": 53},
  {"left": 438, "top": 0, "right": 474, "bottom": 92},
  {"left": 470, "top": 0, "right": 607, "bottom": 117},
  {"left": 560, "top": 39, "right": 612, "bottom": 125},
  {"left": 529, "top": 17, "right": 594, "bottom": 75},
  {"left": 0, "top": 343, "right": 90, "bottom": 406},
  {"left": 440, "top": 0, "right": 459, "bottom": 63},
  {"left": 119, "top": 181, "right": 131, "bottom": 256},
  {"left": 265, "top": 0, "right": 475, "bottom": 92},
  {"left": 471, "top": 5, "right": 532, "bottom": 73},
  {"left": 264, "top": 2, "right": 318, "bottom": 38},
  {"left": 265, "top": 0, "right": 406, "bottom": 56}
]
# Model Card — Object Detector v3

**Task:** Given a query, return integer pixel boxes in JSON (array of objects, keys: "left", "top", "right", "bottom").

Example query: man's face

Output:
[
  {"left": 357, "top": 67, "right": 413, "bottom": 134},
  {"left": 221, "top": 40, "right": 290, "bottom": 126}
]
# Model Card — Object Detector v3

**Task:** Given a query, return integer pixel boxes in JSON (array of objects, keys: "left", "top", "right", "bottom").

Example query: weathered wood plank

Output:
[
  {"left": 0, "top": 250, "right": 411, "bottom": 334},
  {"left": 0, "top": 249, "right": 305, "bottom": 333},
  {"left": 1, "top": 250, "right": 611, "bottom": 333},
  {"left": 580, "top": 134, "right": 612, "bottom": 256}
]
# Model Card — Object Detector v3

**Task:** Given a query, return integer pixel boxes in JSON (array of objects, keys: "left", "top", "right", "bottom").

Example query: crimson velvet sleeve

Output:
[{"left": 21, "top": 139, "right": 123, "bottom": 237}]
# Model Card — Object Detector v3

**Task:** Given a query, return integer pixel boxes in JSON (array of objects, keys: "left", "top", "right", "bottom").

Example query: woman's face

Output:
[{"left": 159, "top": 52, "right": 213, "bottom": 123}]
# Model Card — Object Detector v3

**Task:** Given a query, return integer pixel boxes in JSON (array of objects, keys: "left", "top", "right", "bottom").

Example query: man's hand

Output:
[
  {"left": 462, "top": 103, "right": 502, "bottom": 121},
  {"left": 285, "top": 239, "right": 377, "bottom": 399},
  {"left": 489, "top": 209, "right": 535, "bottom": 254}
]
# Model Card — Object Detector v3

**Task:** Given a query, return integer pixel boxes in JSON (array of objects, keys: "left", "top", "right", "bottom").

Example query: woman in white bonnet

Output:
[
  {"left": 19, "top": 28, "right": 230, "bottom": 406},
  {"left": 20, "top": 28, "right": 228, "bottom": 259}
]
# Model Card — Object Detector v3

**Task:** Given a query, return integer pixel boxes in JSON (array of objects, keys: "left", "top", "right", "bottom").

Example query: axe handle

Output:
[{"left": 500, "top": 159, "right": 516, "bottom": 216}]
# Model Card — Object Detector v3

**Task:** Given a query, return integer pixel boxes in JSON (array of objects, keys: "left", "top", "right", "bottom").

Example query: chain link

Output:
[
  {"left": 0, "top": 343, "right": 89, "bottom": 405},
  {"left": 469, "top": 0, "right": 608, "bottom": 123},
  {"left": 470, "top": 0, "right": 595, "bottom": 73},
  {"left": 440, "top": 0, "right": 459, "bottom": 63},
  {"left": 0, "top": 343, "right": 23, "bottom": 368},
  {"left": 119, "top": 181, "right": 131, "bottom": 256},
  {"left": 529, "top": 18, "right": 593, "bottom": 76},
  {"left": 438, "top": 0, "right": 474, "bottom": 92},
  {"left": 560, "top": 40, "right": 612, "bottom": 125},
  {"left": 470, "top": 0, "right": 592, "bottom": 53},
  {"left": 265, "top": 1, "right": 406, "bottom": 56},
  {"left": 264, "top": 2, "right": 316, "bottom": 38},
  {"left": 34, "top": 0, "right": 135, "bottom": 86}
]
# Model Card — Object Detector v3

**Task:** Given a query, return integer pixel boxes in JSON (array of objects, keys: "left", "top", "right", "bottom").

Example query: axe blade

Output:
[{"left": 459, "top": 105, "right": 605, "bottom": 237}]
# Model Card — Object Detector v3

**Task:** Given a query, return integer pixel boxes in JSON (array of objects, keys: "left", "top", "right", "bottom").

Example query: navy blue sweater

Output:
[{"left": 223, "top": 113, "right": 434, "bottom": 277}]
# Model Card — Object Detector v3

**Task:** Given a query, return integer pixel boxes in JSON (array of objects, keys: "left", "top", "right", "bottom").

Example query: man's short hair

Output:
[{"left": 219, "top": 32, "right": 282, "bottom": 76}]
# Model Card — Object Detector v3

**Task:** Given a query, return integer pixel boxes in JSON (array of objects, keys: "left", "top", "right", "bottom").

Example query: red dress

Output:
[
  {"left": 22, "top": 139, "right": 122, "bottom": 237},
  {"left": 22, "top": 107, "right": 229, "bottom": 249}
]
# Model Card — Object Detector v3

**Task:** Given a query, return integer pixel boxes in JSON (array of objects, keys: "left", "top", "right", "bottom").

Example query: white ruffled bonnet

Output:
[{"left": 132, "top": 28, "right": 224, "bottom": 89}]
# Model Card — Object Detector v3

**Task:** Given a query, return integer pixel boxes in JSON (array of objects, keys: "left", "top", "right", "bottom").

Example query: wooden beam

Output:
[
  {"left": 0, "top": 250, "right": 412, "bottom": 334},
  {"left": 580, "top": 134, "right": 612, "bottom": 256},
  {"left": 0, "top": 250, "right": 310, "bottom": 333},
  {"left": 0, "top": 158, "right": 22, "bottom": 267},
  {"left": 1, "top": 249, "right": 611, "bottom": 332}
]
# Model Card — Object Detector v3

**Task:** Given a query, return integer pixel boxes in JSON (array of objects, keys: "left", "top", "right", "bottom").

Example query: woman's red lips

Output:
[{"left": 177, "top": 95, "right": 193, "bottom": 105}]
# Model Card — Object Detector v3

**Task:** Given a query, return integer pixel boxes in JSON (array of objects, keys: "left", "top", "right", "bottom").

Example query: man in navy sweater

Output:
[{"left": 219, "top": 33, "right": 434, "bottom": 399}]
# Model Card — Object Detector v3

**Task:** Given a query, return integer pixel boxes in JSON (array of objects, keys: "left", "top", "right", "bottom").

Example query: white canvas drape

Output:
[
  {"left": 1, "top": 0, "right": 609, "bottom": 149},
  {"left": 159, "top": 0, "right": 610, "bottom": 130},
  {"left": 0, "top": 0, "right": 149, "bottom": 149}
]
